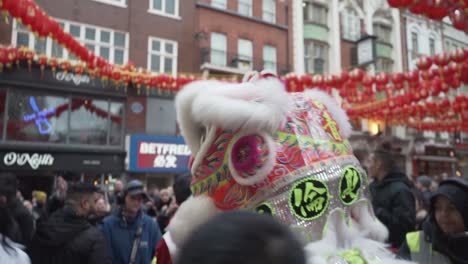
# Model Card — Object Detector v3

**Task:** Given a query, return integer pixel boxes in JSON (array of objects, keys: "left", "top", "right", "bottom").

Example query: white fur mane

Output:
[{"left": 175, "top": 78, "right": 291, "bottom": 156}]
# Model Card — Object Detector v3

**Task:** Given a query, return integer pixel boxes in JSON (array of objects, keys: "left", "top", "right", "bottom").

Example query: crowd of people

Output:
[
  {"left": 0, "top": 172, "right": 192, "bottom": 264},
  {"left": 0, "top": 145, "right": 466, "bottom": 264}
]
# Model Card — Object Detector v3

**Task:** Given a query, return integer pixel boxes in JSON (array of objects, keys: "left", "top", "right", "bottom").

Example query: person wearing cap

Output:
[
  {"left": 101, "top": 180, "right": 162, "bottom": 264},
  {"left": 399, "top": 178, "right": 468, "bottom": 264}
]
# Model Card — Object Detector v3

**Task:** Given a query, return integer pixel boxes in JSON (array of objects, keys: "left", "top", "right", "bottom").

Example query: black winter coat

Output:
[
  {"left": 8, "top": 198, "right": 35, "bottom": 246},
  {"left": 369, "top": 168, "right": 416, "bottom": 248},
  {"left": 28, "top": 207, "right": 111, "bottom": 264}
]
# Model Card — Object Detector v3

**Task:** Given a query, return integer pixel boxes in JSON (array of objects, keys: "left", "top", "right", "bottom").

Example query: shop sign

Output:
[
  {"left": 3, "top": 152, "right": 54, "bottom": 170},
  {"left": 128, "top": 135, "right": 191, "bottom": 172},
  {"left": 0, "top": 150, "right": 123, "bottom": 172},
  {"left": 55, "top": 71, "right": 90, "bottom": 86}
]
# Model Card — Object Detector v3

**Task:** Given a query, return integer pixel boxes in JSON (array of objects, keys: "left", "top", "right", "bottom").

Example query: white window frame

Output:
[
  {"left": 148, "top": 0, "right": 181, "bottom": 20},
  {"left": 237, "top": 38, "right": 253, "bottom": 70},
  {"left": 211, "top": 0, "right": 227, "bottom": 9},
  {"left": 11, "top": 19, "right": 129, "bottom": 65},
  {"left": 375, "top": 58, "right": 393, "bottom": 73},
  {"left": 373, "top": 23, "right": 392, "bottom": 44},
  {"left": 92, "top": 0, "right": 127, "bottom": 8},
  {"left": 411, "top": 31, "right": 419, "bottom": 55},
  {"left": 304, "top": 41, "right": 328, "bottom": 74},
  {"left": 304, "top": 2, "right": 327, "bottom": 25},
  {"left": 262, "top": 0, "right": 276, "bottom": 23},
  {"left": 238, "top": 0, "right": 252, "bottom": 16},
  {"left": 210, "top": 32, "right": 227, "bottom": 66},
  {"left": 341, "top": 8, "right": 360, "bottom": 41},
  {"left": 147, "top": 36, "right": 178, "bottom": 76},
  {"left": 263, "top": 45, "right": 277, "bottom": 73},
  {"left": 429, "top": 38, "right": 436, "bottom": 56}
]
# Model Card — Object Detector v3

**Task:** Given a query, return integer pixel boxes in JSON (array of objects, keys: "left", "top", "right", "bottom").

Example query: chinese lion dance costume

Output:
[{"left": 163, "top": 71, "right": 413, "bottom": 264}]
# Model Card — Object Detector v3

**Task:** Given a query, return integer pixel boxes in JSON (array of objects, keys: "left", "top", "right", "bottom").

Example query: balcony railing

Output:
[{"left": 201, "top": 48, "right": 290, "bottom": 74}]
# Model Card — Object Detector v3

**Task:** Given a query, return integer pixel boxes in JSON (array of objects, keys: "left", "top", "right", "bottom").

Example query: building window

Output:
[
  {"left": 305, "top": 42, "right": 328, "bottom": 74},
  {"left": 373, "top": 24, "right": 391, "bottom": 44},
  {"left": 210, "top": 33, "right": 227, "bottom": 66},
  {"left": 5, "top": 89, "right": 124, "bottom": 146},
  {"left": 92, "top": 0, "right": 127, "bottom": 8},
  {"left": 429, "top": 38, "right": 435, "bottom": 56},
  {"left": 341, "top": 8, "right": 360, "bottom": 41},
  {"left": 237, "top": 39, "right": 253, "bottom": 70},
  {"left": 239, "top": 0, "right": 252, "bottom": 16},
  {"left": 148, "top": 37, "right": 178, "bottom": 75},
  {"left": 69, "top": 98, "right": 109, "bottom": 145},
  {"left": 211, "top": 0, "right": 227, "bottom": 9},
  {"left": 411, "top": 32, "right": 419, "bottom": 54},
  {"left": 149, "top": 0, "right": 178, "bottom": 17},
  {"left": 6, "top": 91, "right": 69, "bottom": 143},
  {"left": 262, "top": 0, "right": 276, "bottom": 23},
  {"left": 263, "top": 45, "right": 277, "bottom": 72},
  {"left": 12, "top": 19, "right": 128, "bottom": 65},
  {"left": 304, "top": 2, "right": 327, "bottom": 25},
  {"left": 376, "top": 58, "right": 393, "bottom": 73}
]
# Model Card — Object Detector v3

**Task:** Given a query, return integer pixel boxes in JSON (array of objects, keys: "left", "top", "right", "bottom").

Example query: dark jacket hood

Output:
[
  {"left": 376, "top": 168, "right": 413, "bottom": 188},
  {"left": 34, "top": 207, "right": 90, "bottom": 247}
]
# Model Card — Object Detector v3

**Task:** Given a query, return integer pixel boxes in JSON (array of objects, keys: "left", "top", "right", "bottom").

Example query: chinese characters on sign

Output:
[
  {"left": 139, "top": 142, "right": 190, "bottom": 169},
  {"left": 339, "top": 166, "right": 362, "bottom": 205},
  {"left": 289, "top": 177, "right": 330, "bottom": 221},
  {"left": 129, "top": 135, "right": 191, "bottom": 172}
]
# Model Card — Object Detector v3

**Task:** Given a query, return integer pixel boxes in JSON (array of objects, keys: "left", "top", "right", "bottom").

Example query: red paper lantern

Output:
[
  {"left": 434, "top": 53, "right": 451, "bottom": 67},
  {"left": 409, "top": 0, "right": 428, "bottom": 15},
  {"left": 59, "top": 60, "right": 71, "bottom": 73},
  {"left": 0, "top": 47, "right": 6, "bottom": 72},
  {"left": 74, "top": 64, "right": 85, "bottom": 75},
  {"left": 37, "top": 54, "right": 47, "bottom": 69},
  {"left": 362, "top": 75, "right": 375, "bottom": 87},
  {"left": 416, "top": 56, "right": 433, "bottom": 71},
  {"left": 405, "top": 70, "right": 420, "bottom": 83},
  {"left": 391, "top": 72, "right": 404, "bottom": 84},
  {"left": 300, "top": 74, "right": 312, "bottom": 88},
  {"left": 311, "top": 75, "right": 324, "bottom": 87},
  {"left": 21, "top": 1, "right": 37, "bottom": 26},
  {"left": 376, "top": 73, "right": 389, "bottom": 85},
  {"left": 451, "top": 48, "right": 467, "bottom": 63},
  {"left": 450, "top": 9, "right": 466, "bottom": 31},
  {"left": 388, "top": 0, "right": 402, "bottom": 7},
  {"left": 450, "top": 74, "right": 461, "bottom": 89},
  {"left": 112, "top": 69, "right": 122, "bottom": 82},
  {"left": 440, "top": 82, "right": 450, "bottom": 93},
  {"left": 425, "top": 0, "right": 448, "bottom": 20},
  {"left": 349, "top": 68, "right": 365, "bottom": 82},
  {"left": 419, "top": 81, "right": 429, "bottom": 99},
  {"left": 6, "top": 47, "right": 18, "bottom": 68},
  {"left": 431, "top": 78, "right": 442, "bottom": 96},
  {"left": 24, "top": 48, "right": 34, "bottom": 72},
  {"left": 48, "top": 57, "right": 58, "bottom": 74}
]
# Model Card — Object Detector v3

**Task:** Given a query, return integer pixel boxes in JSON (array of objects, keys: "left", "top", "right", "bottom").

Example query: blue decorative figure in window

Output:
[{"left": 23, "top": 96, "right": 56, "bottom": 135}]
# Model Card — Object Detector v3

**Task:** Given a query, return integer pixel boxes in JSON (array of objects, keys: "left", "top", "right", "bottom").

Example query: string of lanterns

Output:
[{"left": 387, "top": 0, "right": 468, "bottom": 32}]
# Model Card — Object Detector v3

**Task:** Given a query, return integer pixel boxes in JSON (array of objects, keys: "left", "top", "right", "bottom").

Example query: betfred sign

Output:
[{"left": 127, "top": 135, "right": 191, "bottom": 172}]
